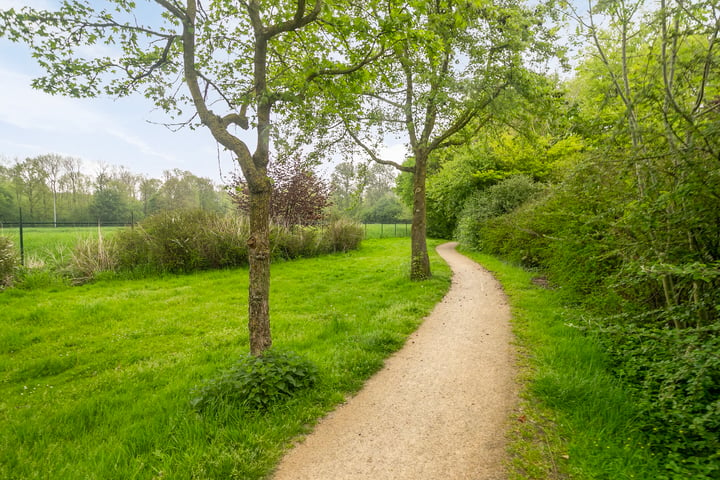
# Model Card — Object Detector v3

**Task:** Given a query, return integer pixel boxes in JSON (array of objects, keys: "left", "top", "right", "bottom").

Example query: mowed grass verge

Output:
[
  {"left": 0, "top": 238, "right": 451, "bottom": 479},
  {"left": 462, "top": 251, "right": 662, "bottom": 480}
]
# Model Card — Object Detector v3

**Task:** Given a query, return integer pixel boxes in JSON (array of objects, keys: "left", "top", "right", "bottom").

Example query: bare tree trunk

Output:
[
  {"left": 410, "top": 154, "right": 430, "bottom": 281},
  {"left": 248, "top": 181, "right": 272, "bottom": 356}
]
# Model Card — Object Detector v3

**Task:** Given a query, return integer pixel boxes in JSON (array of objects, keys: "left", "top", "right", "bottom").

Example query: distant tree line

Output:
[
  {"left": 327, "top": 161, "right": 410, "bottom": 225},
  {"left": 0, "top": 154, "right": 231, "bottom": 224}
]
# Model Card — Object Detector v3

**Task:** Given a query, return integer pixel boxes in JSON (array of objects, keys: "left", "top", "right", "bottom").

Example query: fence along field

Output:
[{"left": 0, "top": 222, "right": 411, "bottom": 266}]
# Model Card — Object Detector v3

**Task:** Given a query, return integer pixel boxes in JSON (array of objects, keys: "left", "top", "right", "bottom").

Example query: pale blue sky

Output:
[{"left": 0, "top": 0, "right": 255, "bottom": 183}]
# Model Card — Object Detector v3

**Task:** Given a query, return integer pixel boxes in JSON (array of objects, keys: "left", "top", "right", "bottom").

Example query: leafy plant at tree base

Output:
[
  {"left": 191, "top": 350, "right": 318, "bottom": 414},
  {"left": 0, "top": 235, "right": 17, "bottom": 287}
]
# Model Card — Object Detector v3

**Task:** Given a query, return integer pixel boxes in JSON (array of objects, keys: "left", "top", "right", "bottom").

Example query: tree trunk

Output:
[
  {"left": 247, "top": 179, "right": 272, "bottom": 356},
  {"left": 410, "top": 153, "right": 431, "bottom": 281}
]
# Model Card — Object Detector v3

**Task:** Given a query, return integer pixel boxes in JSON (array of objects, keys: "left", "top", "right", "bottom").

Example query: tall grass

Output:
[
  {"left": 0, "top": 235, "right": 16, "bottom": 287},
  {"left": 0, "top": 238, "right": 451, "bottom": 479},
  {"left": 0, "top": 226, "right": 124, "bottom": 265},
  {"left": 461, "top": 250, "right": 662, "bottom": 480},
  {"left": 1, "top": 222, "right": 404, "bottom": 272}
]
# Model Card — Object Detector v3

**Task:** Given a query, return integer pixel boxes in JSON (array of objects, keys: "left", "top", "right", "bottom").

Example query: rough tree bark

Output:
[{"left": 410, "top": 152, "right": 430, "bottom": 280}]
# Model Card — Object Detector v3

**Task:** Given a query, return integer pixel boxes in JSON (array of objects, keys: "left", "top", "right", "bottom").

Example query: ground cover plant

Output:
[
  {"left": 0, "top": 238, "right": 450, "bottom": 479},
  {"left": 461, "top": 250, "right": 663, "bottom": 480}
]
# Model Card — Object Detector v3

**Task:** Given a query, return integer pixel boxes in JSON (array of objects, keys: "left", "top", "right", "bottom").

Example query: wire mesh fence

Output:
[
  {"left": 362, "top": 222, "right": 411, "bottom": 239},
  {"left": 0, "top": 220, "right": 411, "bottom": 266},
  {"left": 0, "top": 221, "right": 133, "bottom": 266}
]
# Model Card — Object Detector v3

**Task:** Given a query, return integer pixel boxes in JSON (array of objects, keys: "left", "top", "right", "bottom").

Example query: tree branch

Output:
[
  {"left": 264, "top": 0, "right": 322, "bottom": 39},
  {"left": 155, "top": 0, "right": 186, "bottom": 19},
  {"left": 364, "top": 92, "right": 404, "bottom": 110},
  {"left": 429, "top": 82, "right": 508, "bottom": 151},
  {"left": 180, "top": 0, "right": 254, "bottom": 170},
  {"left": 344, "top": 122, "right": 414, "bottom": 173},
  {"left": 307, "top": 44, "right": 385, "bottom": 82}
]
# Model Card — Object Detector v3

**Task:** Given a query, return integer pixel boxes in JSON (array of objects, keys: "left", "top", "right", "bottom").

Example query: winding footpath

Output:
[{"left": 272, "top": 242, "right": 518, "bottom": 480}]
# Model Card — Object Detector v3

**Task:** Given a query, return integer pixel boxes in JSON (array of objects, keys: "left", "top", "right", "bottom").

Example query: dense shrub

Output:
[
  {"left": 475, "top": 159, "right": 720, "bottom": 477},
  {"left": 594, "top": 324, "right": 720, "bottom": 479},
  {"left": 272, "top": 224, "right": 320, "bottom": 259},
  {"left": 112, "top": 211, "right": 362, "bottom": 274},
  {"left": 474, "top": 196, "right": 552, "bottom": 268},
  {"left": 115, "top": 210, "right": 250, "bottom": 273},
  {"left": 0, "top": 235, "right": 17, "bottom": 287},
  {"left": 455, "top": 174, "right": 543, "bottom": 250},
  {"left": 191, "top": 350, "right": 318, "bottom": 413}
]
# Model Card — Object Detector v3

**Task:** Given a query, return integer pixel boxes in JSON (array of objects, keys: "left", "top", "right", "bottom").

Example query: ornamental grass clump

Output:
[
  {"left": 0, "top": 235, "right": 17, "bottom": 288},
  {"left": 65, "top": 234, "right": 119, "bottom": 284},
  {"left": 114, "top": 210, "right": 250, "bottom": 273},
  {"left": 323, "top": 218, "right": 363, "bottom": 253},
  {"left": 191, "top": 350, "right": 318, "bottom": 414}
]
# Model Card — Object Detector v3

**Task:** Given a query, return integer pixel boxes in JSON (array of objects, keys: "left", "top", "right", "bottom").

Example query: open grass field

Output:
[
  {"left": 0, "top": 226, "right": 124, "bottom": 266},
  {"left": 0, "top": 238, "right": 451, "bottom": 479},
  {"left": 361, "top": 223, "right": 411, "bottom": 239}
]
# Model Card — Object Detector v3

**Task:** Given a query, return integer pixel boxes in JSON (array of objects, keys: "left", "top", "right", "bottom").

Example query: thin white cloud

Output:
[
  {"left": 0, "top": 68, "right": 105, "bottom": 133},
  {"left": 105, "top": 127, "right": 177, "bottom": 164}
]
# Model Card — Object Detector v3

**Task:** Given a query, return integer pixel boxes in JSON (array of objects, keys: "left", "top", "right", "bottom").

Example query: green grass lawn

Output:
[{"left": 0, "top": 238, "right": 451, "bottom": 479}]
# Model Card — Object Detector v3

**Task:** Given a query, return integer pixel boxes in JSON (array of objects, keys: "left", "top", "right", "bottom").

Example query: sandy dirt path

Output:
[{"left": 272, "top": 242, "right": 518, "bottom": 480}]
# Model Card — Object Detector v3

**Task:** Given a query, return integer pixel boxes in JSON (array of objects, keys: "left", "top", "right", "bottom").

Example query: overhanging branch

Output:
[{"left": 344, "top": 122, "right": 414, "bottom": 173}]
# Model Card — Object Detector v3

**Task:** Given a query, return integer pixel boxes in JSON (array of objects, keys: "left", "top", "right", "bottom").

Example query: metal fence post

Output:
[{"left": 18, "top": 208, "right": 24, "bottom": 266}]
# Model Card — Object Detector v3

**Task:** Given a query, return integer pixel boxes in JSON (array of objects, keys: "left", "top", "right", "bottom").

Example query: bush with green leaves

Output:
[
  {"left": 271, "top": 224, "right": 320, "bottom": 259},
  {"left": 473, "top": 196, "right": 552, "bottom": 269},
  {"left": 594, "top": 323, "right": 720, "bottom": 479},
  {"left": 0, "top": 235, "right": 17, "bottom": 287},
  {"left": 455, "top": 174, "right": 543, "bottom": 250},
  {"left": 78, "top": 211, "right": 364, "bottom": 276},
  {"left": 191, "top": 350, "right": 318, "bottom": 414}
]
